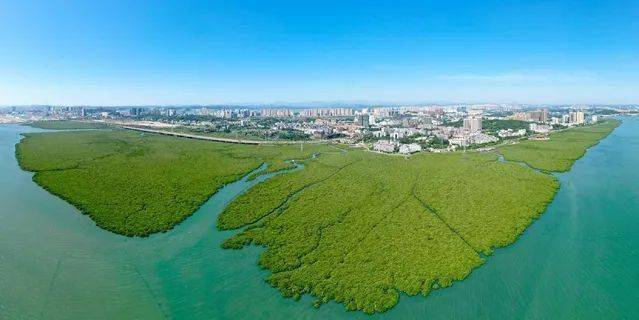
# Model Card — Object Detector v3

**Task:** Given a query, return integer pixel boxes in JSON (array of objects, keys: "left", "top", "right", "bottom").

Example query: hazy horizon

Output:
[
  {"left": 2, "top": 100, "right": 637, "bottom": 108},
  {"left": 3, "top": 97, "right": 638, "bottom": 108}
]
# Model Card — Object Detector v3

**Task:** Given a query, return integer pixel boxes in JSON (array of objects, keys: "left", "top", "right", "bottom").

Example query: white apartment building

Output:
[
  {"left": 373, "top": 140, "right": 397, "bottom": 153},
  {"left": 399, "top": 143, "right": 422, "bottom": 154}
]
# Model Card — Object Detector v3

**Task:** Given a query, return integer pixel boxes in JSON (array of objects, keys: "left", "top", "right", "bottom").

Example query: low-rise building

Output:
[
  {"left": 372, "top": 130, "right": 386, "bottom": 138},
  {"left": 469, "top": 132, "right": 498, "bottom": 144},
  {"left": 498, "top": 128, "right": 526, "bottom": 138},
  {"left": 449, "top": 132, "right": 498, "bottom": 146},
  {"left": 529, "top": 123, "right": 552, "bottom": 133},
  {"left": 373, "top": 140, "right": 397, "bottom": 153},
  {"left": 398, "top": 143, "right": 422, "bottom": 154},
  {"left": 449, "top": 136, "right": 470, "bottom": 147}
]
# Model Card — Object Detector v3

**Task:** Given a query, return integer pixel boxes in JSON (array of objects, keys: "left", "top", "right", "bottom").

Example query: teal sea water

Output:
[{"left": 1, "top": 118, "right": 637, "bottom": 319}]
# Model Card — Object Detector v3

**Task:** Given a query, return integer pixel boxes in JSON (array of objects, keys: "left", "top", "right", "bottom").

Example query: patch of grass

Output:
[{"left": 498, "top": 119, "right": 620, "bottom": 172}]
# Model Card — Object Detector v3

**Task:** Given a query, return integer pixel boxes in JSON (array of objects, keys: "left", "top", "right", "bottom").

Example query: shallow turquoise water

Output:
[{"left": 0, "top": 118, "right": 637, "bottom": 319}]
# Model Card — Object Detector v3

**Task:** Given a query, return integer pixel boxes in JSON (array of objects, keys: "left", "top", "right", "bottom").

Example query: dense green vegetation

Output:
[
  {"left": 16, "top": 130, "right": 331, "bottom": 236},
  {"left": 14, "top": 119, "right": 619, "bottom": 313},
  {"left": 440, "top": 119, "right": 528, "bottom": 135},
  {"left": 218, "top": 151, "right": 558, "bottom": 313},
  {"left": 443, "top": 119, "right": 462, "bottom": 127},
  {"left": 169, "top": 116, "right": 315, "bottom": 141},
  {"left": 482, "top": 119, "right": 529, "bottom": 133},
  {"left": 26, "top": 120, "right": 109, "bottom": 130},
  {"left": 499, "top": 119, "right": 620, "bottom": 172}
]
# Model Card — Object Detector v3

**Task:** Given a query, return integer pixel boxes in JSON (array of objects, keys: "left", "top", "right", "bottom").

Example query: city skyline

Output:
[{"left": 2, "top": 0, "right": 638, "bottom": 105}]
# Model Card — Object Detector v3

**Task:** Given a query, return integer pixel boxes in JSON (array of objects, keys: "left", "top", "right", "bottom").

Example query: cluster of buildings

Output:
[
  {"left": 369, "top": 113, "right": 497, "bottom": 152},
  {"left": 2, "top": 104, "right": 634, "bottom": 156},
  {"left": 511, "top": 109, "right": 549, "bottom": 122},
  {"left": 463, "top": 113, "right": 483, "bottom": 132},
  {"left": 363, "top": 106, "right": 607, "bottom": 153},
  {"left": 449, "top": 132, "right": 499, "bottom": 147},
  {"left": 372, "top": 140, "right": 422, "bottom": 154},
  {"left": 371, "top": 127, "right": 421, "bottom": 139},
  {"left": 428, "top": 112, "right": 497, "bottom": 147},
  {"left": 529, "top": 123, "right": 553, "bottom": 133},
  {"left": 569, "top": 111, "right": 586, "bottom": 124},
  {"left": 512, "top": 109, "right": 593, "bottom": 126},
  {"left": 259, "top": 108, "right": 294, "bottom": 118},
  {"left": 498, "top": 129, "right": 527, "bottom": 138},
  {"left": 298, "top": 108, "right": 354, "bottom": 117}
]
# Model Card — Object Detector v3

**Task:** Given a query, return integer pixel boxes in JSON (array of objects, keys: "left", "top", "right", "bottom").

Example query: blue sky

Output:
[{"left": 1, "top": 0, "right": 638, "bottom": 105}]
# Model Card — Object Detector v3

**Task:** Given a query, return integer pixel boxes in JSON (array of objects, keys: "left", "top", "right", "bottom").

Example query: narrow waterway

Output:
[{"left": 1, "top": 117, "right": 637, "bottom": 319}]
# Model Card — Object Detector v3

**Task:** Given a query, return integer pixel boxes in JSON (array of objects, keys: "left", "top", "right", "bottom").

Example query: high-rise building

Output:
[
  {"left": 529, "top": 111, "right": 541, "bottom": 122},
  {"left": 569, "top": 111, "right": 585, "bottom": 124},
  {"left": 511, "top": 112, "right": 529, "bottom": 121},
  {"left": 540, "top": 109, "right": 549, "bottom": 122},
  {"left": 260, "top": 108, "right": 292, "bottom": 117},
  {"left": 463, "top": 115, "right": 482, "bottom": 132},
  {"left": 357, "top": 114, "right": 370, "bottom": 129},
  {"left": 130, "top": 107, "right": 147, "bottom": 116},
  {"left": 528, "top": 109, "right": 549, "bottom": 122}
]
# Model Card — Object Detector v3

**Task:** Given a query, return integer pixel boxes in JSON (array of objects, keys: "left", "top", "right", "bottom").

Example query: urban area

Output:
[{"left": 1, "top": 104, "right": 636, "bottom": 154}]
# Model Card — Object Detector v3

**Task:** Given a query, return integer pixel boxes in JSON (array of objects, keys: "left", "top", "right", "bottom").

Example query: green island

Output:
[
  {"left": 26, "top": 120, "right": 110, "bottom": 130},
  {"left": 15, "top": 119, "right": 619, "bottom": 313}
]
